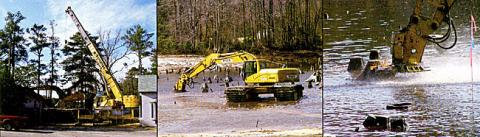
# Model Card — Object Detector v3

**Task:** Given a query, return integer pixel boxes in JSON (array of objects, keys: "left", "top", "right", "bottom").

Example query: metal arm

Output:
[
  {"left": 65, "top": 7, "right": 123, "bottom": 101},
  {"left": 175, "top": 51, "right": 257, "bottom": 92},
  {"left": 392, "top": 0, "right": 456, "bottom": 72}
]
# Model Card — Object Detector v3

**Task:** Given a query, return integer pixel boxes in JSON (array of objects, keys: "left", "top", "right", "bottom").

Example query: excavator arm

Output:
[
  {"left": 392, "top": 0, "right": 456, "bottom": 72},
  {"left": 65, "top": 7, "right": 124, "bottom": 105},
  {"left": 175, "top": 51, "right": 257, "bottom": 92}
]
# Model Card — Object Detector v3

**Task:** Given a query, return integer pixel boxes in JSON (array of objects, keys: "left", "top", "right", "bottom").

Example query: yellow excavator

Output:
[
  {"left": 349, "top": 0, "right": 457, "bottom": 80},
  {"left": 175, "top": 51, "right": 304, "bottom": 102},
  {"left": 65, "top": 7, "right": 139, "bottom": 118}
]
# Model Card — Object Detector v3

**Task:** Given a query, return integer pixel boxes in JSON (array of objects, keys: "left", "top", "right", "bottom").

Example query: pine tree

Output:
[
  {"left": 0, "top": 11, "right": 28, "bottom": 78},
  {"left": 123, "top": 25, "right": 154, "bottom": 75},
  {"left": 61, "top": 32, "right": 100, "bottom": 96},
  {"left": 27, "top": 24, "right": 49, "bottom": 90},
  {"left": 47, "top": 20, "right": 61, "bottom": 90}
]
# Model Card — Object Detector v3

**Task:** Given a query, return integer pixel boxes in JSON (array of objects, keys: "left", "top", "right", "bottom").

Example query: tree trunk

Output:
[
  {"left": 138, "top": 49, "right": 143, "bottom": 75},
  {"left": 37, "top": 55, "right": 41, "bottom": 94}
]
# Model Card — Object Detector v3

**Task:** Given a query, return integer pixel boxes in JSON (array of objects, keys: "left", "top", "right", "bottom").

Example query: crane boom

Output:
[{"left": 65, "top": 7, "right": 123, "bottom": 101}]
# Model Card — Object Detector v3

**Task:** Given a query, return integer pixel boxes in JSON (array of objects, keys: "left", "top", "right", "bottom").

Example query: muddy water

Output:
[
  {"left": 324, "top": 0, "right": 480, "bottom": 136},
  {"left": 157, "top": 59, "right": 322, "bottom": 134}
]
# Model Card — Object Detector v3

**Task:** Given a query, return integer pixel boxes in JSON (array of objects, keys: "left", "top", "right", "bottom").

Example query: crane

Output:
[
  {"left": 175, "top": 51, "right": 304, "bottom": 102},
  {"left": 65, "top": 7, "right": 138, "bottom": 110}
]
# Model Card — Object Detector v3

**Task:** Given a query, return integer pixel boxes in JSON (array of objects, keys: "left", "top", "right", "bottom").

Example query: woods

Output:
[{"left": 157, "top": 0, "right": 322, "bottom": 54}]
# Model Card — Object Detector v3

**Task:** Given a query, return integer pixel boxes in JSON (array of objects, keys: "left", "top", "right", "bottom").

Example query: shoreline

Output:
[{"left": 159, "top": 128, "right": 322, "bottom": 137}]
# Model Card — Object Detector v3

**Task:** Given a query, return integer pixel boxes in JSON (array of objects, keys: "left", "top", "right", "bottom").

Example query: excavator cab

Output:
[{"left": 243, "top": 61, "right": 258, "bottom": 80}]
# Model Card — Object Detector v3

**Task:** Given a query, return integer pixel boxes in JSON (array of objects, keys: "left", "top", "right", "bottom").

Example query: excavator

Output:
[
  {"left": 348, "top": 0, "right": 457, "bottom": 80},
  {"left": 65, "top": 7, "right": 139, "bottom": 120},
  {"left": 175, "top": 51, "right": 304, "bottom": 102}
]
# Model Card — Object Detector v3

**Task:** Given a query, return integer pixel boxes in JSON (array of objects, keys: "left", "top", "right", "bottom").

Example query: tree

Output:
[
  {"left": 47, "top": 20, "right": 61, "bottom": 90},
  {"left": 61, "top": 32, "right": 100, "bottom": 96},
  {"left": 97, "top": 29, "right": 130, "bottom": 96},
  {"left": 98, "top": 29, "right": 130, "bottom": 75},
  {"left": 27, "top": 24, "right": 49, "bottom": 91},
  {"left": 0, "top": 11, "right": 29, "bottom": 78},
  {"left": 157, "top": 0, "right": 176, "bottom": 54},
  {"left": 158, "top": 0, "right": 321, "bottom": 54},
  {"left": 122, "top": 25, "right": 154, "bottom": 75},
  {"left": 119, "top": 67, "right": 147, "bottom": 96},
  {"left": 13, "top": 64, "right": 36, "bottom": 88},
  {"left": 150, "top": 48, "right": 158, "bottom": 75}
]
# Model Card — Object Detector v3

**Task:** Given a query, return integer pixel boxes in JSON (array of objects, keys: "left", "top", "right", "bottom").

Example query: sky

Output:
[{"left": 0, "top": 0, "right": 156, "bottom": 88}]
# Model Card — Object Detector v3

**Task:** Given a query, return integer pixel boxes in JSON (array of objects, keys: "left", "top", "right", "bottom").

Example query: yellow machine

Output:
[
  {"left": 349, "top": 0, "right": 457, "bottom": 80},
  {"left": 65, "top": 7, "right": 139, "bottom": 112},
  {"left": 175, "top": 51, "right": 304, "bottom": 102}
]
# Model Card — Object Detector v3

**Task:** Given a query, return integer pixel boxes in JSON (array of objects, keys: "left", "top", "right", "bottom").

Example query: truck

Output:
[{"left": 0, "top": 115, "right": 28, "bottom": 131}]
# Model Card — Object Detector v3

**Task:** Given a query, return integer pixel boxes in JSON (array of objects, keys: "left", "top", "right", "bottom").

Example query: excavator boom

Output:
[
  {"left": 392, "top": 0, "right": 456, "bottom": 72},
  {"left": 175, "top": 51, "right": 258, "bottom": 92},
  {"left": 350, "top": 0, "right": 457, "bottom": 80}
]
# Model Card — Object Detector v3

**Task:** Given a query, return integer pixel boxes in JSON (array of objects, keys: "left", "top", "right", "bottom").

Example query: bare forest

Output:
[{"left": 157, "top": 0, "right": 322, "bottom": 54}]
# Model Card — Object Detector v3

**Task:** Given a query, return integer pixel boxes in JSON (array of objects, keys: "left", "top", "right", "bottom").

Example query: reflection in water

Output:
[{"left": 324, "top": 0, "right": 479, "bottom": 136}]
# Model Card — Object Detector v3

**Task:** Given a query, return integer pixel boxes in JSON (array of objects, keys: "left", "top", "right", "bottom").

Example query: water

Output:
[
  {"left": 324, "top": 0, "right": 480, "bottom": 136},
  {"left": 157, "top": 57, "right": 322, "bottom": 134}
]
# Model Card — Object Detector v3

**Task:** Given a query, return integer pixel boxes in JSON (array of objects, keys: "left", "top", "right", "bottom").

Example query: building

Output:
[{"left": 138, "top": 75, "right": 157, "bottom": 127}]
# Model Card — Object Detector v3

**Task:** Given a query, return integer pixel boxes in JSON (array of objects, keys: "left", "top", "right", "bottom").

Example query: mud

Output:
[{"left": 157, "top": 56, "right": 322, "bottom": 135}]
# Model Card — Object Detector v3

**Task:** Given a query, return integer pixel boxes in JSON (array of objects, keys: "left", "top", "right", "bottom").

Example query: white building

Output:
[{"left": 138, "top": 75, "right": 157, "bottom": 127}]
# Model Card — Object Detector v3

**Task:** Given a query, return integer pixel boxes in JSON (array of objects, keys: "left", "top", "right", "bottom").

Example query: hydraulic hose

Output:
[{"left": 426, "top": 16, "right": 457, "bottom": 49}]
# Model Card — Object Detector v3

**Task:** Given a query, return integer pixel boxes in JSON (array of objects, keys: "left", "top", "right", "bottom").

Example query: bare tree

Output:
[{"left": 97, "top": 29, "right": 130, "bottom": 75}]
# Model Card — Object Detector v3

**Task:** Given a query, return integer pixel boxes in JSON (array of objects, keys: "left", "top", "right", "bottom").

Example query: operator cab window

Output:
[
  {"left": 244, "top": 61, "right": 257, "bottom": 73},
  {"left": 243, "top": 61, "right": 257, "bottom": 79}
]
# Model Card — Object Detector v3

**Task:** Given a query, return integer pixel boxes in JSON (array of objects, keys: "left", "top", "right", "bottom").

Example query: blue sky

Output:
[{"left": 0, "top": 0, "right": 156, "bottom": 85}]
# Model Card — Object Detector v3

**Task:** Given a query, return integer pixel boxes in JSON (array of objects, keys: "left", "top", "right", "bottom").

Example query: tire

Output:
[{"left": 3, "top": 123, "right": 13, "bottom": 131}]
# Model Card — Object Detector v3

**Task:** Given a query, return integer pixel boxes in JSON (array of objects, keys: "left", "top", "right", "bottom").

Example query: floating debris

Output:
[
  {"left": 386, "top": 103, "right": 412, "bottom": 110},
  {"left": 363, "top": 114, "right": 408, "bottom": 132}
]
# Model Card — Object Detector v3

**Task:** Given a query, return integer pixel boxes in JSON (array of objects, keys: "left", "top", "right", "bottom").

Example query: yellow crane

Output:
[
  {"left": 65, "top": 7, "right": 139, "bottom": 111},
  {"left": 175, "top": 51, "right": 304, "bottom": 102}
]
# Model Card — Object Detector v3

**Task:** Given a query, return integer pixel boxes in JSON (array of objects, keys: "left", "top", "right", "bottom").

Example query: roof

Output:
[{"left": 138, "top": 75, "right": 157, "bottom": 92}]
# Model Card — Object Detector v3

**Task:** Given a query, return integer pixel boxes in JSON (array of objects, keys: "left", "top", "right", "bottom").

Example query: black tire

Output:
[{"left": 3, "top": 123, "right": 13, "bottom": 131}]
